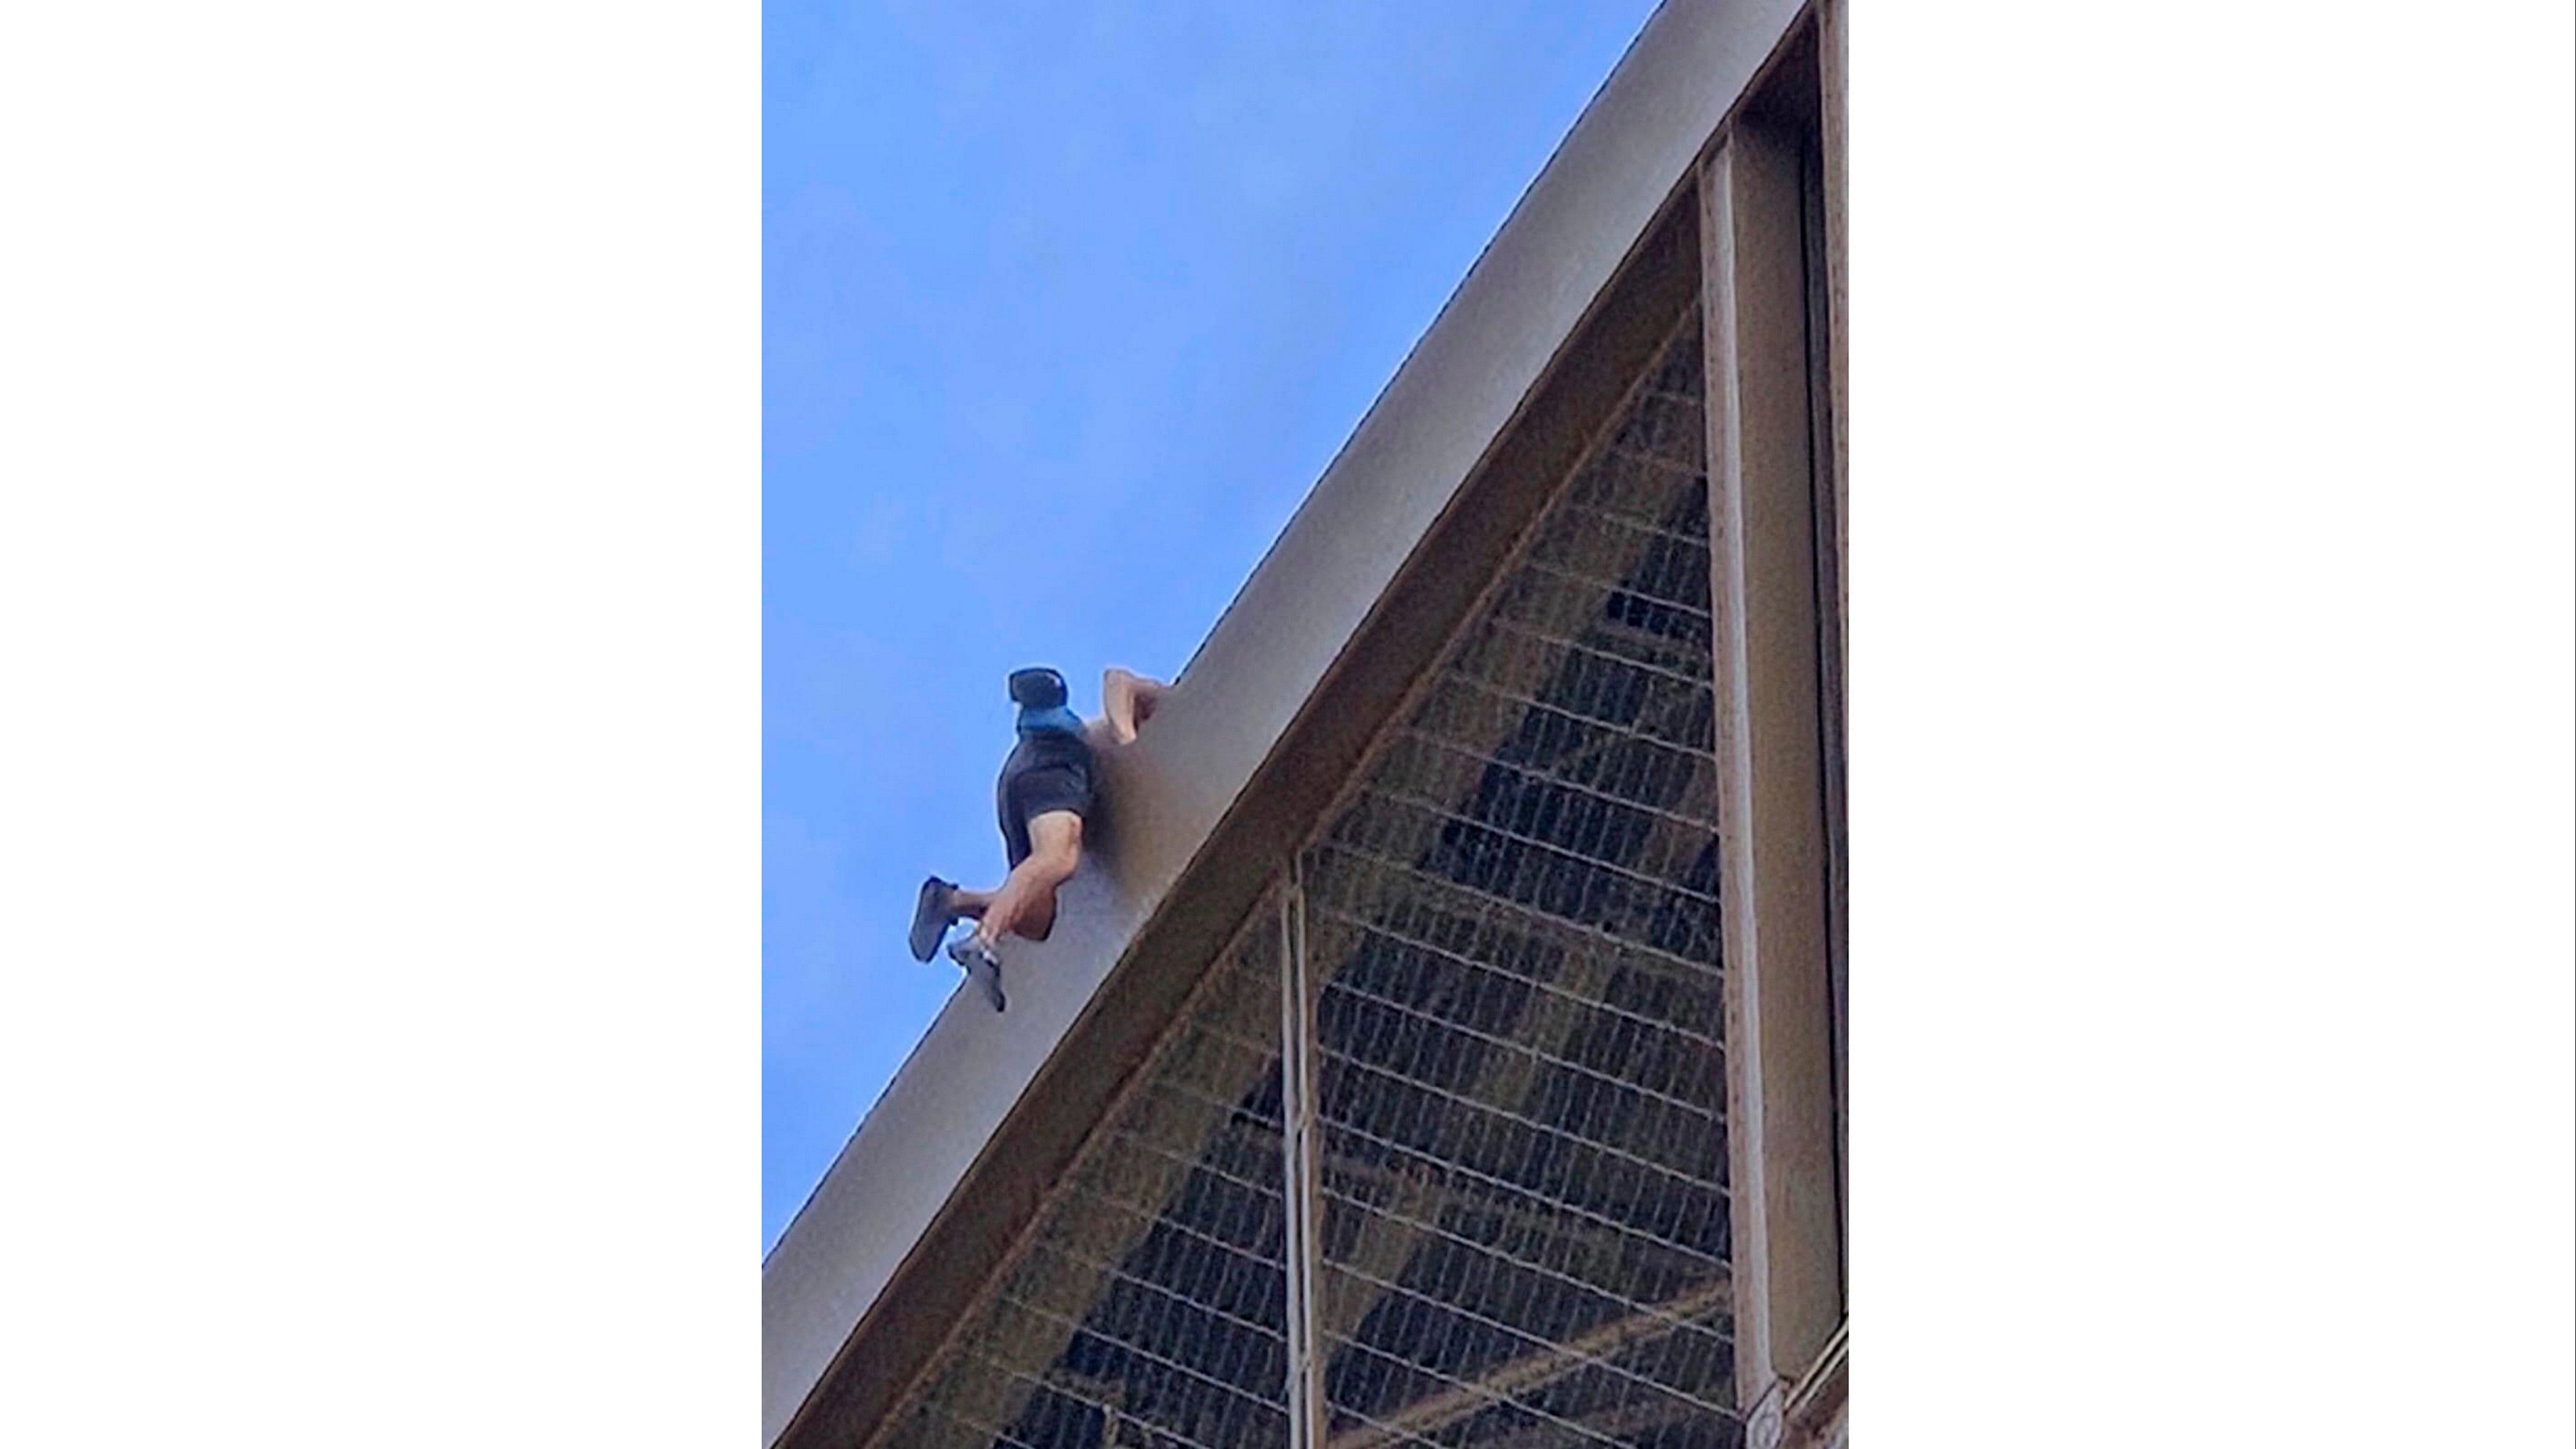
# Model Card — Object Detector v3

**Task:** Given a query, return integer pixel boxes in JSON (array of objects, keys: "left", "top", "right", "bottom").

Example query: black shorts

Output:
[{"left": 996, "top": 731, "right": 1094, "bottom": 868}]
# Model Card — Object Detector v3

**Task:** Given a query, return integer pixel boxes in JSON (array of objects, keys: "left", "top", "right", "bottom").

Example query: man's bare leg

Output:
[
  {"left": 914, "top": 813, "right": 1076, "bottom": 969},
  {"left": 935, "top": 887, "right": 1060, "bottom": 943},
  {"left": 974, "top": 811, "right": 1082, "bottom": 948}
]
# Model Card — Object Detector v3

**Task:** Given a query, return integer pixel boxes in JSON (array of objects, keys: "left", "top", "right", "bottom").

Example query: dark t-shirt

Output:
[{"left": 995, "top": 727, "right": 1094, "bottom": 868}]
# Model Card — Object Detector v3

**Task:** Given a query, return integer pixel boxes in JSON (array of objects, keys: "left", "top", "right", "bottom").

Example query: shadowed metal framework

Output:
[
  {"left": 882, "top": 915, "right": 1294, "bottom": 1448},
  {"left": 875, "top": 316, "right": 1731, "bottom": 1449}
]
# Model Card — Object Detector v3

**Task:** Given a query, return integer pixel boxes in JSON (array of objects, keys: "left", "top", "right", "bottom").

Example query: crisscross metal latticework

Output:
[
  {"left": 883, "top": 918, "right": 1294, "bottom": 1449},
  {"left": 1302, "top": 317, "right": 1733, "bottom": 1449},
  {"left": 873, "top": 315, "right": 1726, "bottom": 1449}
]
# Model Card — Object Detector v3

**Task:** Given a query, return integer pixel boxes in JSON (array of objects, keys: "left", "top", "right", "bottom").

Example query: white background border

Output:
[
  {"left": 2, "top": 1, "right": 756, "bottom": 1441},
  {"left": 1857, "top": 3, "right": 2572, "bottom": 1442}
]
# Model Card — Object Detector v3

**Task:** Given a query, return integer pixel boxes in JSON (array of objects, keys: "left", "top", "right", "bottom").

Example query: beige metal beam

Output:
[{"left": 1702, "top": 106, "right": 1844, "bottom": 1431}]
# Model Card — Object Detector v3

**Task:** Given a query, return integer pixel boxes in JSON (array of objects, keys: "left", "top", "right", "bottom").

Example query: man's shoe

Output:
[
  {"left": 948, "top": 937, "right": 1007, "bottom": 1012},
  {"left": 909, "top": 876, "right": 957, "bottom": 962}
]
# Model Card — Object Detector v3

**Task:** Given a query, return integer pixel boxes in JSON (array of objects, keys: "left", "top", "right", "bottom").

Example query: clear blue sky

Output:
[{"left": 764, "top": 0, "right": 1664, "bottom": 1251}]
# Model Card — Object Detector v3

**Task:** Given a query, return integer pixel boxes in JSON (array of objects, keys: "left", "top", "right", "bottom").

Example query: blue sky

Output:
[{"left": 764, "top": 0, "right": 1663, "bottom": 1251}]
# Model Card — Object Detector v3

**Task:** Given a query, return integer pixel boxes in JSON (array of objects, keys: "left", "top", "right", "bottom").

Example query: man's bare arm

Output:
[{"left": 1100, "top": 667, "right": 1169, "bottom": 746}]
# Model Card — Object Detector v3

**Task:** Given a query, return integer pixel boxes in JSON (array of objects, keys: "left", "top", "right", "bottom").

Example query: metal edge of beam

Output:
[{"left": 761, "top": 2, "right": 1809, "bottom": 1442}]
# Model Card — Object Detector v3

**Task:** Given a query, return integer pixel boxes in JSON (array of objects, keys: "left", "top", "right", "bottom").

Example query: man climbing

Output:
[{"left": 908, "top": 665, "right": 1169, "bottom": 1010}]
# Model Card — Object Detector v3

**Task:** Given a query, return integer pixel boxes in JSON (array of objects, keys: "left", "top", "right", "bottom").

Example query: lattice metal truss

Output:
[
  {"left": 876, "top": 315, "right": 1728, "bottom": 1449},
  {"left": 1301, "top": 317, "right": 1731, "bottom": 1449},
  {"left": 883, "top": 917, "right": 1294, "bottom": 1449}
]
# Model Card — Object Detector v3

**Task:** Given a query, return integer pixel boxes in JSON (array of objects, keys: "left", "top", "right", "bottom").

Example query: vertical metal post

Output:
[
  {"left": 1278, "top": 859, "right": 1326, "bottom": 1447},
  {"left": 1704, "top": 139, "right": 1777, "bottom": 1437},
  {"left": 1704, "top": 106, "right": 1846, "bottom": 1440},
  {"left": 1814, "top": 0, "right": 1853, "bottom": 1297}
]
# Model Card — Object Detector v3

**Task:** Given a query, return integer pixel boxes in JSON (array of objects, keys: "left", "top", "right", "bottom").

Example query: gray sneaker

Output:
[{"left": 948, "top": 937, "right": 1007, "bottom": 1012}]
